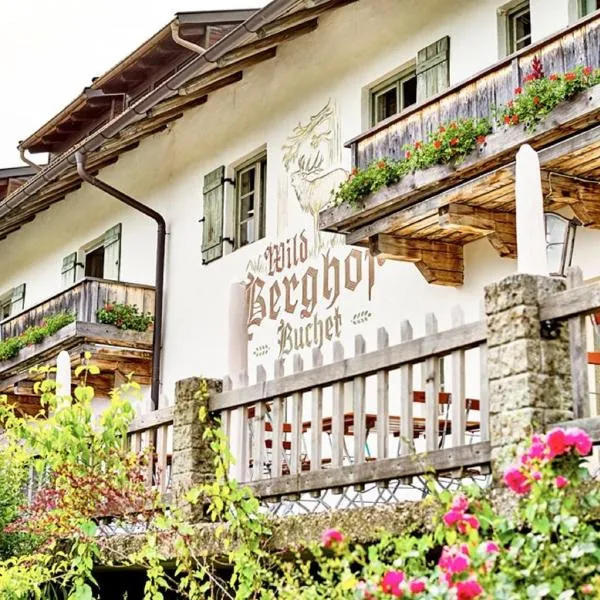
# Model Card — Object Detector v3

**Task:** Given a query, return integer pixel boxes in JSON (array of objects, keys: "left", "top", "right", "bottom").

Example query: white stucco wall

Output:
[{"left": 2, "top": 0, "right": 594, "bottom": 407}]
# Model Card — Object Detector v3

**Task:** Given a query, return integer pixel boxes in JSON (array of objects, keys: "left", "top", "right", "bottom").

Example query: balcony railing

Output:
[
  {"left": 0, "top": 277, "right": 155, "bottom": 341},
  {"left": 346, "top": 12, "right": 600, "bottom": 171}
]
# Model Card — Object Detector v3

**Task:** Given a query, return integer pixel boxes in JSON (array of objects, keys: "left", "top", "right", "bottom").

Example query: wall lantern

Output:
[{"left": 545, "top": 212, "right": 579, "bottom": 277}]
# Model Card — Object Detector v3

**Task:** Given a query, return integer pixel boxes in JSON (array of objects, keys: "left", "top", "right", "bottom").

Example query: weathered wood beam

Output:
[
  {"left": 438, "top": 205, "right": 516, "bottom": 258},
  {"left": 216, "top": 19, "right": 318, "bottom": 68},
  {"left": 180, "top": 47, "right": 276, "bottom": 97},
  {"left": 369, "top": 235, "right": 464, "bottom": 286}
]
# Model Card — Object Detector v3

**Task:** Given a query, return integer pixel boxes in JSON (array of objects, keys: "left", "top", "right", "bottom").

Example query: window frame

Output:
[
  {"left": 579, "top": 0, "right": 600, "bottom": 16},
  {"left": 498, "top": 0, "right": 532, "bottom": 57},
  {"left": 369, "top": 67, "right": 417, "bottom": 126},
  {"left": 0, "top": 291, "right": 12, "bottom": 321},
  {"left": 234, "top": 153, "right": 267, "bottom": 250}
]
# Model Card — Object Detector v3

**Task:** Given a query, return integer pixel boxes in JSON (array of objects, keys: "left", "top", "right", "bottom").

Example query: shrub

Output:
[
  {"left": 0, "top": 312, "right": 75, "bottom": 361},
  {"left": 96, "top": 303, "right": 153, "bottom": 332}
]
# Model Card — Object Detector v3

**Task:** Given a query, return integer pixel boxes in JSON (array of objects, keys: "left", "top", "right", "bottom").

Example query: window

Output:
[
  {"left": 235, "top": 154, "right": 267, "bottom": 248},
  {"left": 499, "top": 1, "right": 532, "bottom": 56},
  {"left": 508, "top": 2, "right": 532, "bottom": 53},
  {"left": 371, "top": 69, "right": 417, "bottom": 125},
  {"left": 580, "top": 0, "right": 600, "bottom": 16},
  {"left": 85, "top": 245, "right": 106, "bottom": 278},
  {"left": 0, "top": 294, "right": 11, "bottom": 321},
  {"left": 0, "top": 284, "right": 25, "bottom": 320}
]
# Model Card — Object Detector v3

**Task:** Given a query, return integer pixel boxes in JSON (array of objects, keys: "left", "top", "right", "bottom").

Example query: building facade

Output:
[{"left": 1, "top": 0, "right": 599, "bottom": 413}]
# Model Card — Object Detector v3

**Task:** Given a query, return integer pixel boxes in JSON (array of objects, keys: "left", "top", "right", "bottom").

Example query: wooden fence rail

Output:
[
  {"left": 127, "top": 405, "right": 173, "bottom": 495},
  {"left": 211, "top": 307, "right": 489, "bottom": 499}
]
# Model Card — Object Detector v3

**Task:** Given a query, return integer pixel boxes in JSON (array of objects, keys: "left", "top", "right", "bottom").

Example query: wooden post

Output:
[
  {"left": 399, "top": 320, "right": 414, "bottom": 456},
  {"left": 424, "top": 313, "right": 440, "bottom": 452},
  {"left": 567, "top": 267, "right": 590, "bottom": 418},
  {"left": 376, "top": 328, "right": 390, "bottom": 460},
  {"left": 271, "top": 359, "right": 285, "bottom": 478},
  {"left": 451, "top": 307, "right": 466, "bottom": 447}
]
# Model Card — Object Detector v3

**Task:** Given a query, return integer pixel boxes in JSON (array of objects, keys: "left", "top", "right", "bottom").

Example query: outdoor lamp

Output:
[{"left": 545, "top": 212, "right": 578, "bottom": 276}]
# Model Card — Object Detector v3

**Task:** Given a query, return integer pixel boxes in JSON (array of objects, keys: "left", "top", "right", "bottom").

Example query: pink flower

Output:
[
  {"left": 565, "top": 427, "right": 592, "bottom": 456},
  {"left": 408, "top": 580, "right": 426, "bottom": 594},
  {"left": 321, "top": 528, "right": 344, "bottom": 547},
  {"left": 581, "top": 583, "right": 594, "bottom": 595},
  {"left": 531, "top": 470, "right": 542, "bottom": 481},
  {"left": 504, "top": 465, "right": 531, "bottom": 495},
  {"left": 555, "top": 475, "right": 569, "bottom": 489},
  {"left": 381, "top": 570, "right": 405, "bottom": 597},
  {"left": 527, "top": 436, "right": 547, "bottom": 460},
  {"left": 439, "top": 547, "right": 470, "bottom": 574},
  {"left": 443, "top": 509, "right": 462, "bottom": 526},
  {"left": 457, "top": 514, "right": 480, "bottom": 534},
  {"left": 484, "top": 541, "right": 500, "bottom": 554},
  {"left": 451, "top": 495, "right": 469, "bottom": 512},
  {"left": 455, "top": 577, "right": 483, "bottom": 599},
  {"left": 546, "top": 428, "right": 568, "bottom": 457}
]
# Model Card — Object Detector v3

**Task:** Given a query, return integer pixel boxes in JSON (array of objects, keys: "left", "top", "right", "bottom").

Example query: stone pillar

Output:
[
  {"left": 485, "top": 274, "right": 573, "bottom": 477},
  {"left": 171, "top": 377, "right": 222, "bottom": 497}
]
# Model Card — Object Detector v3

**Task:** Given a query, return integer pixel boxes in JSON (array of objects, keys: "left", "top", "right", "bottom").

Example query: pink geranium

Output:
[
  {"left": 439, "top": 547, "right": 470, "bottom": 574},
  {"left": 555, "top": 475, "right": 569, "bottom": 489},
  {"left": 455, "top": 577, "right": 483, "bottom": 599},
  {"left": 503, "top": 465, "right": 531, "bottom": 495},
  {"left": 380, "top": 570, "right": 405, "bottom": 597},
  {"left": 321, "top": 528, "right": 344, "bottom": 548},
  {"left": 408, "top": 579, "right": 426, "bottom": 594},
  {"left": 484, "top": 541, "right": 500, "bottom": 554},
  {"left": 546, "top": 428, "right": 569, "bottom": 457},
  {"left": 565, "top": 428, "right": 592, "bottom": 456}
]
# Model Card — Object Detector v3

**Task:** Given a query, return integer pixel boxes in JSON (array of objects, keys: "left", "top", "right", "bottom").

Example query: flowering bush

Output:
[
  {"left": 497, "top": 61, "right": 600, "bottom": 132},
  {"left": 262, "top": 427, "right": 599, "bottom": 599},
  {"left": 0, "top": 312, "right": 75, "bottom": 361},
  {"left": 334, "top": 118, "right": 491, "bottom": 206},
  {"left": 334, "top": 59, "right": 600, "bottom": 208},
  {"left": 96, "top": 302, "right": 153, "bottom": 332}
]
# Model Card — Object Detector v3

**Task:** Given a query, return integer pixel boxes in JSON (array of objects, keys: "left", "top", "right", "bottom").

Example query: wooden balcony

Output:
[
  {"left": 319, "top": 12, "right": 600, "bottom": 286},
  {"left": 0, "top": 278, "right": 155, "bottom": 415}
]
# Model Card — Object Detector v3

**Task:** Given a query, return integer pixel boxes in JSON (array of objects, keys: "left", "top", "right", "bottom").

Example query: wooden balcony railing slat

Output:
[
  {"left": 331, "top": 341, "right": 345, "bottom": 470},
  {"left": 451, "top": 307, "right": 466, "bottom": 448},
  {"left": 270, "top": 359, "right": 285, "bottom": 479},
  {"left": 424, "top": 314, "right": 440, "bottom": 452},
  {"left": 290, "top": 355, "right": 304, "bottom": 476},
  {"left": 399, "top": 320, "right": 414, "bottom": 456},
  {"left": 310, "top": 348, "right": 324, "bottom": 474},
  {"left": 376, "top": 327, "right": 390, "bottom": 460},
  {"left": 353, "top": 335, "right": 367, "bottom": 467}
]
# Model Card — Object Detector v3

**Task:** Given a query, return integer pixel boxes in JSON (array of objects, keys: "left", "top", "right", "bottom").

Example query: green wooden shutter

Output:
[
  {"left": 9, "top": 284, "right": 26, "bottom": 316},
  {"left": 202, "top": 166, "right": 225, "bottom": 265},
  {"left": 103, "top": 224, "right": 122, "bottom": 280},
  {"left": 416, "top": 36, "right": 450, "bottom": 102},
  {"left": 61, "top": 252, "right": 77, "bottom": 287}
]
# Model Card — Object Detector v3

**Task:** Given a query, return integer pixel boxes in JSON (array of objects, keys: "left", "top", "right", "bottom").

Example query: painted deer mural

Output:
[{"left": 282, "top": 99, "right": 348, "bottom": 253}]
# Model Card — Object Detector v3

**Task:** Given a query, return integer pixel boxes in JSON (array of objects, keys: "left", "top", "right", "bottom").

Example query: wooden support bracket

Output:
[
  {"left": 369, "top": 234, "right": 464, "bottom": 286},
  {"left": 543, "top": 171, "right": 600, "bottom": 229},
  {"left": 438, "top": 205, "right": 516, "bottom": 259}
]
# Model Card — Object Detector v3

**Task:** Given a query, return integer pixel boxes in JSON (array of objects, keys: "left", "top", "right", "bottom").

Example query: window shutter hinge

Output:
[
  {"left": 222, "top": 177, "right": 236, "bottom": 186},
  {"left": 223, "top": 237, "right": 235, "bottom": 246}
]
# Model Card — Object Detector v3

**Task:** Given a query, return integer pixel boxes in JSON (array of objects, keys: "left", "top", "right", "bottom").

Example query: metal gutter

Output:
[
  {"left": 0, "top": 0, "right": 298, "bottom": 221},
  {"left": 76, "top": 152, "right": 166, "bottom": 410}
]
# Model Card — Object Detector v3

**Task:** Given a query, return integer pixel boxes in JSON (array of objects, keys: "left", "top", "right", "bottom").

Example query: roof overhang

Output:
[{"left": 0, "top": 0, "right": 356, "bottom": 242}]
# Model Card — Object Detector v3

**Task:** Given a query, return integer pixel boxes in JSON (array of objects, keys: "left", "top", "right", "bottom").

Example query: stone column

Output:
[
  {"left": 171, "top": 377, "right": 222, "bottom": 497},
  {"left": 485, "top": 274, "right": 573, "bottom": 477}
]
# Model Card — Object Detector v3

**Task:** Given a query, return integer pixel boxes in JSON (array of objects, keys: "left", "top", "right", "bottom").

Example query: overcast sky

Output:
[{"left": 0, "top": 0, "right": 267, "bottom": 168}]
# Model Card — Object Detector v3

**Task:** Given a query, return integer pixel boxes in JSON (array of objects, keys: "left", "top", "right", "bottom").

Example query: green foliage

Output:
[
  {"left": 497, "top": 65, "right": 600, "bottom": 132},
  {"left": 335, "top": 63, "right": 600, "bottom": 207},
  {"left": 0, "top": 313, "right": 75, "bottom": 361},
  {"left": 96, "top": 303, "right": 153, "bottom": 332},
  {"left": 334, "top": 118, "right": 491, "bottom": 207}
]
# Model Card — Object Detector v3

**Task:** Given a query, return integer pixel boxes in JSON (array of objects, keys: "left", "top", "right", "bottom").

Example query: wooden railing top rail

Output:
[
  {"left": 539, "top": 279, "right": 600, "bottom": 322},
  {"left": 128, "top": 405, "right": 174, "bottom": 434},
  {"left": 345, "top": 10, "right": 600, "bottom": 149},
  {"left": 0, "top": 277, "right": 155, "bottom": 328},
  {"left": 210, "top": 320, "right": 486, "bottom": 412}
]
